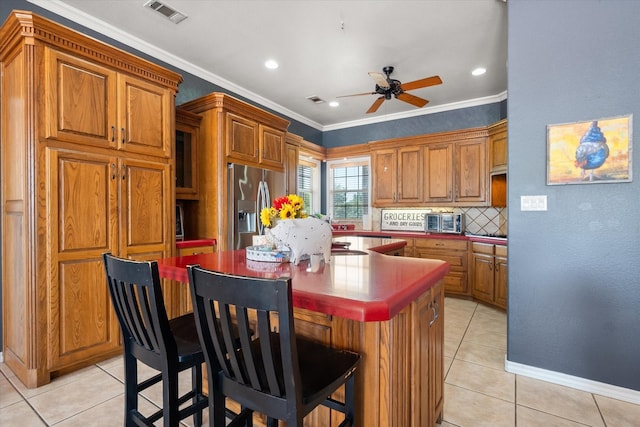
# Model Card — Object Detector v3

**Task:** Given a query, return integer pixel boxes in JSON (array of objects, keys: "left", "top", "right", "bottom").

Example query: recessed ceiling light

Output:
[
  {"left": 329, "top": 101, "right": 339, "bottom": 108},
  {"left": 265, "top": 59, "right": 279, "bottom": 70},
  {"left": 472, "top": 67, "right": 486, "bottom": 76}
]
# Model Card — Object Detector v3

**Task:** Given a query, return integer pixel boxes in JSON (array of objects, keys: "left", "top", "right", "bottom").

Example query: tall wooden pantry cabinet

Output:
[{"left": 0, "top": 11, "right": 181, "bottom": 387}]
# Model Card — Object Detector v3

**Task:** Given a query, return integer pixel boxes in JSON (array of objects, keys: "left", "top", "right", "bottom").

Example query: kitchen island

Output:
[{"left": 158, "top": 237, "right": 449, "bottom": 426}]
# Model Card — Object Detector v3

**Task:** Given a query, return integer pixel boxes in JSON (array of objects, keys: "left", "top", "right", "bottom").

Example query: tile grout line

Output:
[{"left": 1, "top": 369, "right": 51, "bottom": 426}]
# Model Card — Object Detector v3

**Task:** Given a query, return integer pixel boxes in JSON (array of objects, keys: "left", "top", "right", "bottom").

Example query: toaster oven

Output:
[{"left": 425, "top": 213, "right": 464, "bottom": 234}]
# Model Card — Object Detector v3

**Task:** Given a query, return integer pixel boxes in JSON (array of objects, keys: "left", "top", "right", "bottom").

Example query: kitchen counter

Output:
[
  {"left": 156, "top": 236, "right": 447, "bottom": 426},
  {"left": 158, "top": 236, "right": 449, "bottom": 322},
  {"left": 333, "top": 229, "right": 508, "bottom": 245}
]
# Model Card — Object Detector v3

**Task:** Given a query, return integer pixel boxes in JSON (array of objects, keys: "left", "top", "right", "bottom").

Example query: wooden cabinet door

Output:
[
  {"left": 47, "top": 149, "right": 120, "bottom": 369},
  {"left": 471, "top": 248, "right": 495, "bottom": 304},
  {"left": 489, "top": 120, "right": 507, "bottom": 173},
  {"left": 397, "top": 146, "right": 422, "bottom": 203},
  {"left": 259, "top": 124, "right": 285, "bottom": 170},
  {"left": 226, "top": 112, "right": 259, "bottom": 164},
  {"left": 429, "top": 282, "right": 444, "bottom": 425},
  {"left": 372, "top": 149, "right": 397, "bottom": 205},
  {"left": 284, "top": 142, "right": 299, "bottom": 195},
  {"left": 495, "top": 246, "right": 508, "bottom": 309},
  {"left": 120, "top": 158, "right": 171, "bottom": 259},
  {"left": 175, "top": 109, "right": 201, "bottom": 199},
  {"left": 413, "top": 291, "right": 431, "bottom": 426},
  {"left": 424, "top": 143, "right": 454, "bottom": 203},
  {"left": 45, "top": 48, "right": 117, "bottom": 147},
  {"left": 455, "top": 138, "right": 487, "bottom": 204},
  {"left": 117, "top": 74, "right": 172, "bottom": 158}
]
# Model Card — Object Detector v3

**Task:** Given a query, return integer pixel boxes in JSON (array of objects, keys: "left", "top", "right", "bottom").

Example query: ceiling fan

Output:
[{"left": 338, "top": 66, "right": 442, "bottom": 114}]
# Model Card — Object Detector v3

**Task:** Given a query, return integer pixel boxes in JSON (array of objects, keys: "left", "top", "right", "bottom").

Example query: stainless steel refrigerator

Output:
[{"left": 227, "top": 163, "right": 286, "bottom": 249}]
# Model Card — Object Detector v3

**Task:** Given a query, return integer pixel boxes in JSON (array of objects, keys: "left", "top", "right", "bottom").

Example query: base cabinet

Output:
[
  {"left": 412, "top": 238, "right": 469, "bottom": 295},
  {"left": 471, "top": 243, "right": 508, "bottom": 309}
]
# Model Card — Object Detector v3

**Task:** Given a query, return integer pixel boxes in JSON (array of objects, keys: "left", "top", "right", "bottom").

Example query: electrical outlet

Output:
[{"left": 520, "top": 195, "right": 547, "bottom": 211}]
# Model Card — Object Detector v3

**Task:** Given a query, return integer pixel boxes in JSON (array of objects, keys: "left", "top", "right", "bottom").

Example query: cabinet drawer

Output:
[
  {"left": 178, "top": 245, "right": 214, "bottom": 256},
  {"left": 415, "top": 250, "right": 467, "bottom": 270},
  {"left": 495, "top": 245, "right": 507, "bottom": 257},
  {"left": 471, "top": 242, "right": 494, "bottom": 255},
  {"left": 443, "top": 272, "right": 468, "bottom": 295},
  {"left": 415, "top": 238, "right": 468, "bottom": 251}
]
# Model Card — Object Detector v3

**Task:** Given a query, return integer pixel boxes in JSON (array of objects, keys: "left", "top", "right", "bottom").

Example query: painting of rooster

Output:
[{"left": 547, "top": 115, "right": 632, "bottom": 185}]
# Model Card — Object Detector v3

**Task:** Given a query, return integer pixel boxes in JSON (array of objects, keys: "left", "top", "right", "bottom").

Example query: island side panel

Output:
[{"left": 294, "top": 280, "right": 443, "bottom": 427}]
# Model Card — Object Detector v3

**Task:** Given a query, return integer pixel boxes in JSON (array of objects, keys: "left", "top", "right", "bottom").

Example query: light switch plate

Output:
[{"left": 521, "top": 195, "right": 547, "bottom": 211}]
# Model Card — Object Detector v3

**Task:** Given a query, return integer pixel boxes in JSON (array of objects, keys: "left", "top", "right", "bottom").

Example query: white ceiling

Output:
[{"left": 27, "top": 0, "right": 508, "bottom": 131}]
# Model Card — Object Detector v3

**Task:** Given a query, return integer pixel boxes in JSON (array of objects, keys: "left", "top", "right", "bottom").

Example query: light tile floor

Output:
[{"left": 1, "top": 297, "right": 639, "bottom": 426}]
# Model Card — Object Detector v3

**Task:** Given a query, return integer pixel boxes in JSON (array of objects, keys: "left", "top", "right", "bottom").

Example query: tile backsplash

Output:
[{"left": 350, "top": 207, "right": 507, "bottom": 235}]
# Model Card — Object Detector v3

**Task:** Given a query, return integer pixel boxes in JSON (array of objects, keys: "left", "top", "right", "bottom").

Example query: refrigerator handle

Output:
[
  {"left": 256, "top": 181, "right": 263, "bottom": 235},
  {"left": 257, "top": 181, "right": 269, "bottom": 236}
]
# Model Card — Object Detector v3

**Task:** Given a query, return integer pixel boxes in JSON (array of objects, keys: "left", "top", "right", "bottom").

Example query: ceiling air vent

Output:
[
  {"left": 306, "top": 95, "right": 325, "bottom": 104},
  {"left": 144, "top": 0, "right": 187, "bottom": 24}
]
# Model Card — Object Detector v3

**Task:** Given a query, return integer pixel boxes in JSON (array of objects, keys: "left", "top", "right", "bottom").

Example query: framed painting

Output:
[{"left": 547, "top": 114, "right": 632, "bottom": 185}]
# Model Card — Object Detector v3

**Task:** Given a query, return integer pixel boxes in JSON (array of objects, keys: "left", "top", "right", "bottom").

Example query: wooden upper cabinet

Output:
[
  {"left": 45, "top": 48, "right": 117, "bottom": 147},
  {"left": 225, "top": 114, "right": 286, "bottom": 171},
  {"left": 45, "top": 48, "right": 172, "bottom": 158},
  {"left": 455, "top": 138, "right": 487, "bottom": 204},
  {"left": 372, "top": 127, "right": 489, "bottom": 208},
  {"left": 284, "top": 133, "right": 302, "bottom": 195},
  {"left": 372, "top": 149, "right": 397, "bottom": 205},
  {"left": 397, "top": 146, "right": 422, "bottom": 204},
  {"left": 226, "top": 112, "right": 259, "bottom": 163},
  {"left": 489, "top": 119, "right": 507, "bottom": 174},
  {"left": 424, "top": 143, "right": 454, "bottom": 203},
  {"left": 372, "top": 146, "right": 422, "bottom": 206},
  {"left": 118, "top": 74, "right": 172, "bottom": 157},
  {"left": 259, "top": 124, "right": 285, "bottom": 170}
]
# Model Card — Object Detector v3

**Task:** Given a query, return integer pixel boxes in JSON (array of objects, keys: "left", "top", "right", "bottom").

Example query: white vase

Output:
[{"left": 265, "top": 217, "right": 332, "bottom": 265}]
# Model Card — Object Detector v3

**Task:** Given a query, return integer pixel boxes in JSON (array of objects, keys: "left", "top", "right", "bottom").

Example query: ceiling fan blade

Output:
[
  {"left": 336, "top": 91, "right": 376, "bottom": 98},
  {"left": 400, "top": 75, "right": 442, "bottom": 91},
  {"left": 368, "top": 72, "right": 390, "bottom": 88},
  {"left": 396, "top": 92, "right": 429, "bottom": 108},
  {"left": 366, "top": 96, "right": 386, "bottom": 114}
]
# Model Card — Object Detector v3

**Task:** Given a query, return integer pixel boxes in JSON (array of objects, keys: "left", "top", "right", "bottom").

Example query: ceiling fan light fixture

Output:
[
  {"left": 329, "top": 101, "right": 339, "bottom": 108},
  {"left": 472, "top": 67, "right": 487, "bottom": 76}
]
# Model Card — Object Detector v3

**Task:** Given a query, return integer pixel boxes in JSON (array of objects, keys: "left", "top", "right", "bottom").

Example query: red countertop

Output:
[
  {"left": 158, "top": 237, "right": 449, "bottom": 323},
  {"left": 332, "top": 230, "right": 507, "bottom": 245},
  {"left": 176, "top": 238, "right": 217, "bottom": 249}
]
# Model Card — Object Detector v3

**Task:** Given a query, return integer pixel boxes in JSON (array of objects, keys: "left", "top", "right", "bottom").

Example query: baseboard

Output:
[{"left": 505, "top": 358, "right": 640, "bottom": 405}]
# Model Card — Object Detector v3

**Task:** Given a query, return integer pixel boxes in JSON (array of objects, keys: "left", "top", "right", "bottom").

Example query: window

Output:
[
  {"left": 297, "top": 157, "right": 320, "bottom": 214},
  {"left": 327, "top": 157, "right": 370, "bottom": 220}
]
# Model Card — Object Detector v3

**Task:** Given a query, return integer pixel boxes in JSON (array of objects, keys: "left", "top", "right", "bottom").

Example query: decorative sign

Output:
[{"left": 381, "top": 209, "right": 430, "bottom": 232}]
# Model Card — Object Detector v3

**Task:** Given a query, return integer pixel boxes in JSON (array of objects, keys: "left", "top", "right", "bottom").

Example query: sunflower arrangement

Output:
[{"left": 260, "top": 194, "right": 307, "bottom": 228}]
